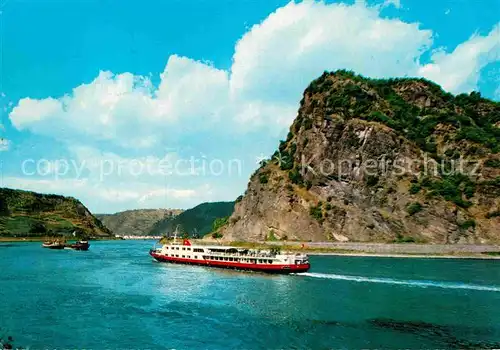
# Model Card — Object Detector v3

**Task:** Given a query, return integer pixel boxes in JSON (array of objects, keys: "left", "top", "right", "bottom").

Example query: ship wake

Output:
[{"left": 296, "top": 272, "right": 500, "bottom": 292}]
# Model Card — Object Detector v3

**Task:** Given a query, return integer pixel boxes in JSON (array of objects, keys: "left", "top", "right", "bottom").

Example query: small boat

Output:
[
  {"left": 150, "top": 231, "right": 310, "bottom": 274},
  {"left": 66, "top": 240, "right": 90, "bottom": 251},
  {"left": 42, "top": 241, "right": 65, "bottom": 249}
]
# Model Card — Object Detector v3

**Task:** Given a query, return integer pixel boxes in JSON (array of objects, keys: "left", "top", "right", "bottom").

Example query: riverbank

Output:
[
  {"left": 307, "top": 251, "right": 500, "bottom": 259},
  {"left": 0, "top": 236, "right": 120, "bottom": 242},
  {"left": 3, "top": 237, "right": 500, "bottom": 259},
  {"left": 198, "top": 240, "right": 500, "bottom": 259}
]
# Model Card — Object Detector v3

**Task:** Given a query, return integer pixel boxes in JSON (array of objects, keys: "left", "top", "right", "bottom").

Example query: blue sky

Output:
[{"left": 0, "top": 0, "right": 499, "bottom": 213}]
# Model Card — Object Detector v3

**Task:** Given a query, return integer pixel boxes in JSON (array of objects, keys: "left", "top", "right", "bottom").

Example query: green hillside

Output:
[
  {"left": 0, "top": 188, "right": 112, "bottom": 238},
  {"left": 148, "top": 201, "right": 234, "bottom": 237}
]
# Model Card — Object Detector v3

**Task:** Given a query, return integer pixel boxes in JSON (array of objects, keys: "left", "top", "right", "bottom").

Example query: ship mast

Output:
[{"left": 173, "top": 225, "right": 181, "bottom": 245}]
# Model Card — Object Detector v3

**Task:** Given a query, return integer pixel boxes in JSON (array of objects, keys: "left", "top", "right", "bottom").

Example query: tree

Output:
[
  {"left": 212, "top": 216, "right": 229, "bottom": 232},
  {"left": 30, "top": 222, "right": 47, "bottom": 234}
]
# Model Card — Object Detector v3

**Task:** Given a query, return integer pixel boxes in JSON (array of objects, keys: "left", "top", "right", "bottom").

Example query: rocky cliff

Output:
[
  {"left": 0, "top": 188, "right": 112, "bottom": 238},
  {"left": 96, "top": 209, "right": 183, "bottom": 236},
  {"left": 221, "top": 71, "right": 500, "bottom": 244}
]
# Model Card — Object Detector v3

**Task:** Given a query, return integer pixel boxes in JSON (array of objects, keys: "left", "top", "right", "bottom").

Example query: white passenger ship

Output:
[{"left": 149, "top": 235, "right": 310, "bottom": 274}]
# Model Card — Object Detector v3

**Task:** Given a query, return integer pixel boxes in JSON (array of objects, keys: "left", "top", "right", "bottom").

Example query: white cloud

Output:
[
  {"left": 138, "top": 186, "right": 203, "bottom": 203},
  {"left": 9, "top": 2, "right": 497, "bottom": 143},
  {"left": 419, "top": 24, "right": 500, "bottom": 94},
  {"left": 10, "top": 97, "right": 62, "bottom": 130},
  {"left": 9, "top": 57, "right": 232, "bottom": 148},
  {"left": 11, "top": 1, "right": 495, "bottom": 145},
  {"left": 383, "top": 0, "right": 401, "bottom": 8},
  {"left": 0, "top": 138, "right": 9, "bottom": 151},
  {"left": 1, "top": 176, "right": 211, "bottom": 212},
  {"left": 5, "top": 144, "right": 234, "bottom": 211},
  {"left": 5, "top": 0, "right": 500, "bottom": 212},
  {"left": 2, "top": 177, "right": 91, "bottom": 198},
  {"left": 8, "top": 1, "right": 435, "bottom": 145},
  {"left": 230, "top": 1, "right": 431, "bottom": 104}
]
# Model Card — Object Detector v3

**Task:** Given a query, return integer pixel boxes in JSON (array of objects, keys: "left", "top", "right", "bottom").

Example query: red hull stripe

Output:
[{"left": 150, "top": 252, "right": 310, "bottom": 273}]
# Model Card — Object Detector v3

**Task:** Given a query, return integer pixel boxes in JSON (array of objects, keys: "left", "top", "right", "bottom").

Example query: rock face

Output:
[
  {"left": 96, "top": 209, "right": 182, "bottom": 236},
  {"left": 0, "top": 188, "right": 112, "bottom": 238},
  {"left": 221, "top": 71, "right": 500, "bottom": 244}
]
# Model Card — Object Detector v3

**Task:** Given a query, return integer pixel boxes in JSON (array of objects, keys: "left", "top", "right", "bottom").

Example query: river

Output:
[{"left": 1, "top": 240, "right": 499, "bottom": 349}]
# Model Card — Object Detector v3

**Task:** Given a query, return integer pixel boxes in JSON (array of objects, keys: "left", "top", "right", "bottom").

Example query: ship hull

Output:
[
  {"left": 42, "top": 243, "right": 65, "bottom": 249},
  {"left": 150, "top": 251, "right": 310, "bottom": 274},
  {"left": 67, "top": 242, "right": 90, "bottom": 251}
]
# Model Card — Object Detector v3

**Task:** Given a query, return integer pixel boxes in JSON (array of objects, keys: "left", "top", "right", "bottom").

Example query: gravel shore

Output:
[{"left": 264, "top": 241, "right": 500, "bottom": 259}]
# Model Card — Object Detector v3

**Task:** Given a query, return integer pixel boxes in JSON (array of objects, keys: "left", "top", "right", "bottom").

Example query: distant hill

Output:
[
  {"left": 96, "top": 209, "right": 182, "bottom": 236},
  {"left": 0, "top": 187, "right": 112, "bottom": 238},
  {"left": 148, "top": 202, "right": 235, "bottom": 237}
]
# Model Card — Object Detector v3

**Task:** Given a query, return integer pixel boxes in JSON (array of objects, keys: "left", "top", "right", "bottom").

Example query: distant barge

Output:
[
  {"left": 150, "top": 236, "right": 310, "bottom": 274},
  {"left": 42, "top": 240, "right": 90, "bottom": 251}
]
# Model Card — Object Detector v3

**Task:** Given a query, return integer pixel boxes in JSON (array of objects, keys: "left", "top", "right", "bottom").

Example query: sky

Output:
[{"left": 0, "top": 0, "right": 499, "bottom": 213}]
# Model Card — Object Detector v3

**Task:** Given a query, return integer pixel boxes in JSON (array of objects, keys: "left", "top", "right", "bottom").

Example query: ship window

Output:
[
  {"left": 182, "top": 255, "right": 185, "bottom": 258},
  {"left": 268, "top": 260, "right": 272, "bottom": 264}
]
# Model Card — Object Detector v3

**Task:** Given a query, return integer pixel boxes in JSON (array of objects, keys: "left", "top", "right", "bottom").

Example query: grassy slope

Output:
[
  {"left": 148, "top": 202, "right": 234, "bottom": 237},
  {"left": 0, "top": 188, "right": 111, "bottom": 237}
]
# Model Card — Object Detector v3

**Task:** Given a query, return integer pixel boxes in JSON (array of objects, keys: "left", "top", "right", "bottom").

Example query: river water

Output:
[{"left": 1, "top": 240, "right": 499, "bottom": 349}]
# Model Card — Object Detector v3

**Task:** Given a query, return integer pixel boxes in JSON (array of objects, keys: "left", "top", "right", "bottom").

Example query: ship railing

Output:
[{"left": 206, "top": 252, "right": 277, "bottom": 258}]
